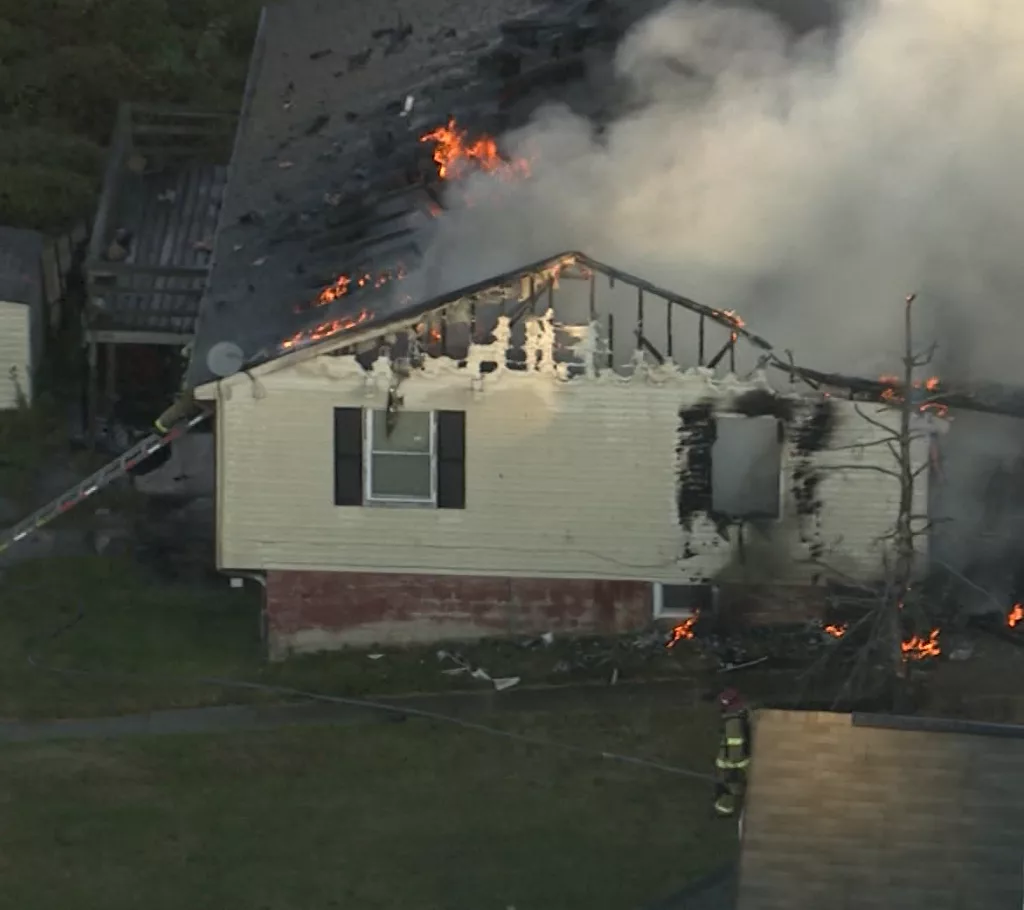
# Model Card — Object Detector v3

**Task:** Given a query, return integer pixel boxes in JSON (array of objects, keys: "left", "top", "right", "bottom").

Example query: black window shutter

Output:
[
  {"left": 334, "top": 408, "right": 363, "bottom": 506},
  {"left": 436, "top": 410, "right": 466, "bottom": 509}
]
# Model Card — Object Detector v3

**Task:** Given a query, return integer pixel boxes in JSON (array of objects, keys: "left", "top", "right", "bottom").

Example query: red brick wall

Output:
[
  {"left": 716, "top": 583, "right": 826, "bottom": 627},
  {"left": 265, "top": 571, "right": 651, "bottom": 657}
]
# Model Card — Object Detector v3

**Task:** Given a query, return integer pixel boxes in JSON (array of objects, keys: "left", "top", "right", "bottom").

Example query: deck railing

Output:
[{"left": 84, "top": 103, "right": 238, "bottom": 340}]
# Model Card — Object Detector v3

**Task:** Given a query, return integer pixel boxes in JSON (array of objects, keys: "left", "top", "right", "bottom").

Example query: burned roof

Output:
[
  {"left": 783, "top": 362, "right": 1024, "bottom": 420},
  {"left": 736, "top": 710, "right": 1024, "bottom": 910},
  {"left": 185, "top": 0, "right": 648, "bottom": 387},
  {"left": 186, "top": 0, "right": 847, "bottom": 388},
  {"left": 0, "top": 226, "right": 44, "bottom": 308}
]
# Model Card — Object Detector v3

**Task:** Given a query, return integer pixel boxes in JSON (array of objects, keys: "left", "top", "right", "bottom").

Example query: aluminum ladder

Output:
[{"left": 0, "top": 409, "right": 211, "bottom": 555}]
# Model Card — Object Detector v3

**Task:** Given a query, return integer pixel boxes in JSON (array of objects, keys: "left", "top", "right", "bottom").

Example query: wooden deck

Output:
[{"left": 85, "top": 104, "right": 236, "bottom": 343}]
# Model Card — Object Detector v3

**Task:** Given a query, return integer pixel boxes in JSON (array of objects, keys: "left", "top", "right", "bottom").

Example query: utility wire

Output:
[{"left": 23, "top": 602, "right": 717, "bottom": 783}]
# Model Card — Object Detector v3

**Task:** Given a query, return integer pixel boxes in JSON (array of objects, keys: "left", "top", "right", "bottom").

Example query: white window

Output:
[
  {"left": 364, "top": 409, "right": 436, "bottom": 504},
  {"left": 653, "top": 583, "right": 715, "bottom": 618}
]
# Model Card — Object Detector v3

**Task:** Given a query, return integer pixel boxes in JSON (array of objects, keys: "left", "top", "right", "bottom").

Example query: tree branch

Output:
[
  {"left": 827, "top": 432, "right": 927, "bottom": 453},
  {"left": 910, "top": 342, "right": 937, "bottom": 366},
  {"left": 816, "top": 463, "right": 902, "bottom": 479},
  {"left": 853, "top": 402, "right": 902, "bottom": 438}
]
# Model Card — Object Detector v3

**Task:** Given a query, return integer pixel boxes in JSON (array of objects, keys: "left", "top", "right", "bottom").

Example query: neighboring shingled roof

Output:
[
  {"left": 0, "top": 226, "right": 44, "bottom": 308},
  {"left": 736, "top": 710, "right": 1024, "bottom": 910}
]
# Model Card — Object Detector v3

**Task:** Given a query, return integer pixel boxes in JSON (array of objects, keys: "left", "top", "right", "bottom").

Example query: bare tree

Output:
[{"left": 803, "top": 294, "right": 947, "bottom": 707}]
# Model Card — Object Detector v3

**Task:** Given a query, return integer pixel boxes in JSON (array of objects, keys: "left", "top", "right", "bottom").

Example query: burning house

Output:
[
  {"left": 27, "top": 0, "right": 1024, "bottom": 653},
  {"left": 194, "top": 259, "right": 935, "bottom": 657},
  {"left": 156, "top": 0, "right": 941, "bottom": 657}
]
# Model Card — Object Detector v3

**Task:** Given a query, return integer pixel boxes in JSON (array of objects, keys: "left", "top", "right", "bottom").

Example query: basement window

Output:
[
  {"left": 711, "top": 415, "right": 783, "bottom": 519},
  {"left": 653, "top": 583, "right": 715, "bottom": 618},
  {"left": 333, "top": 407, "right": 466, "bottom": 509}
]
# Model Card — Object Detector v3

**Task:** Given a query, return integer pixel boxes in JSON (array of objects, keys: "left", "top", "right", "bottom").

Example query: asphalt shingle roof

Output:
[
  {"left": 736, "top": 710, "right": 1024, "bottom": 910},
  {"left": 185, "top": 0, "right": 843, "bottom": 388},
  {"left": 185, "top": 0, "right": 636, "bottom": 387}
]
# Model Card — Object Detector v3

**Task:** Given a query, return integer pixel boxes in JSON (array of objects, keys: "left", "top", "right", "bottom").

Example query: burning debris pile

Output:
[
  {"left": 900, "top": 629, "right": 942, "bottom": 661},
  {"left": 966, "top": 601, "right": 1024, "bottom": 648},
  {"left": 659, "top": 607, "right": 948, "bottom": 671},
  {"left": 661, "top": 611, "right": 873, "bottom": 671}
]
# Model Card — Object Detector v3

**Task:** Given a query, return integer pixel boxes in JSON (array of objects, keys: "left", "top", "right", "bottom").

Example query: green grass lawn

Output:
[
  {"left": 0, "top": 556, "right": 709, "bottom": 720},
  {"left": 0, "top": 703, "right": 735, "bottom": 910}
]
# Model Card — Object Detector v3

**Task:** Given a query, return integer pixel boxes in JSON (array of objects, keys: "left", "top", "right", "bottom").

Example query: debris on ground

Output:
[{"left": 436, "top": 649, "right": 520, "bottom": 691}]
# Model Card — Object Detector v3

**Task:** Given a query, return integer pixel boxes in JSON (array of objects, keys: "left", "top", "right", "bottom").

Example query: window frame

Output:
[
  {"left": 710, "top": 413, "right": 785, "bottom": 522},
  {"left": 363, "top": 408, "right": 438, "bottom": 506},
  {"left": 652, "top": 583, "right": 717, "bottom": 619}
]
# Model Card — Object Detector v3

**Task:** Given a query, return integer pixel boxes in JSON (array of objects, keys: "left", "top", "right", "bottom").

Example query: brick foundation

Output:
[
  {"left": 265, "top": 570, "right": 652, "bottom": 658},
  {"left": 716, "top": 584, "right": 827, "bottom": 627}
]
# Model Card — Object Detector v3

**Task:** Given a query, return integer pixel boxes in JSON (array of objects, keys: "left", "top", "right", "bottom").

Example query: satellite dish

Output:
[{"left": 206, "top": 341, "right": 245, "bottom": 378}]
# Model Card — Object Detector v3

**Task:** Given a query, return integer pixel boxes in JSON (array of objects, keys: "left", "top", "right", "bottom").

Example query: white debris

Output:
[
  {"left": 400, "top": 94, "right": 415, "bottom": 116},
  {"left": 367, "top": 653, "right": 384, "bottom": 660}
]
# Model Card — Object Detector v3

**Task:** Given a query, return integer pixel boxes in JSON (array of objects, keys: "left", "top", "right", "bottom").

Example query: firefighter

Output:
[
  {"left": 713, "top": 687, "right": 751, "bottom": 818},
  {"left": 153, "top": 390, "right": 197, "bottom": 434}
]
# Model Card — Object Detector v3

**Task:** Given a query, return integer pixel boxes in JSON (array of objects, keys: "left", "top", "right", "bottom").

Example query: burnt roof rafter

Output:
[
  {"left": 291, "top": 249, "right": 774, "bottom": 354},
  {"left": 236, "top": 248, "right": 789, "bottom": 377}
]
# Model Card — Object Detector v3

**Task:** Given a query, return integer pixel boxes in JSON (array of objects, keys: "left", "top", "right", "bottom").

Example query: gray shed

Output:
[{"left": 0, "top": 226, "right": 45, "bottom": 408}]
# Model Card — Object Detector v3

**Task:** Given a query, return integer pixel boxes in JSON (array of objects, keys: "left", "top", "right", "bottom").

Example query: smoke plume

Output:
[{"left": 422, "top": 0, "right": 1024, "bottom": 383}]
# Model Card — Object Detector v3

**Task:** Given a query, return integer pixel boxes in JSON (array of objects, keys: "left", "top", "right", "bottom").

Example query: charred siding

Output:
[
  {"left": 732, "top": 388, "right": 795, "bottom": 422},
  {"left": 791, "top": 398, "right": 835, "bottom": 565},
  {"left": 676, "top": 402, "right": 714, "bottom": 531}
]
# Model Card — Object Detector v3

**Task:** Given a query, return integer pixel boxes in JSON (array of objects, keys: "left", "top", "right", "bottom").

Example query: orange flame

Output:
[
  {"left": 315, "top": 265, "right": 407, "bottom": 307},
  {"left": 280, "top": 308, "right": 372, "bottom": 351},
  {"left": 1008, "top": 603, "right": 1023, "bottom": 628},
  {"left": 901, "top": 629, "right": 941, "bottom": 660},
  {"left": 666, "top": 614, "right": 698, "bottom": 648},
  {"left": 823, "top": 623, "right": 847, "bottom": 638},
  {"left": 877, "top": 374, "right": 948, "bottom": 418},
  {"left": 420, "top": 117, "right": 531, "bottom": 182}
]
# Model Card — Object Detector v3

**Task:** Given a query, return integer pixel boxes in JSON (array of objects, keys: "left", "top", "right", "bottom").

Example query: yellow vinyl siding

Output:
[
  {"left": 0, "top": 302, "right": 31, "bottom": 409},
  {"left": 215, "top": 358, "right": 927, "bottom": 582}
]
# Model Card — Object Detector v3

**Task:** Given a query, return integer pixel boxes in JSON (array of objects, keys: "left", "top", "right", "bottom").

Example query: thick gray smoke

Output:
[
  {"left": 422, "top": 0, "right": 1024, "bottom": 384},
  {"left": 413, "top": 0, "right": 1024, "bottom": 596}
]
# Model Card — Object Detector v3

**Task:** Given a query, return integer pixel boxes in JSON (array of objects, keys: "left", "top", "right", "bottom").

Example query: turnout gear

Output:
[
  {"left": 154, "top": 391, "right": 197, "bottom": 434},
  {"left": 713, "top": 689, "right": 751, "bottom": 818}
]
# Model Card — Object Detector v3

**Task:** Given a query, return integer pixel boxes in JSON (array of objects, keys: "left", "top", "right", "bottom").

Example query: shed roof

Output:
[
  {"left": 736, "top": 710, "right": 1024, "bottom": 910},
  {"left": 0, "top": 226, "right": 44, "bottom": 308}
]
